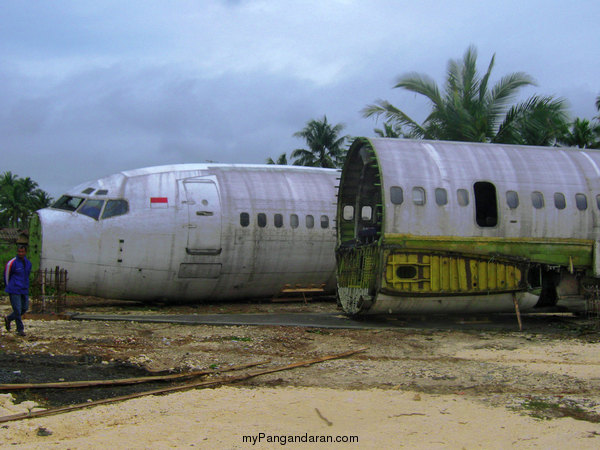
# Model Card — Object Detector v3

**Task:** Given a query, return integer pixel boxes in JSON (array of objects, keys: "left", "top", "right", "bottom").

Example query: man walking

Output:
[{"left": 4, "top": 245, "right": 32, "bottom": 336}]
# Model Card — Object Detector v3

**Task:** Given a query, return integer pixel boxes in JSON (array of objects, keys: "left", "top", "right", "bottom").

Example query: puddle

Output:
[{"left": 0, "top": 353, "right": 166, "bottom": 408}]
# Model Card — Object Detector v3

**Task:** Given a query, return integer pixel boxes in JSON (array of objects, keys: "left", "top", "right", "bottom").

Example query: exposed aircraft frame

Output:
[{"left": 336, "top": 138, "right": 600, "bottom": 315}]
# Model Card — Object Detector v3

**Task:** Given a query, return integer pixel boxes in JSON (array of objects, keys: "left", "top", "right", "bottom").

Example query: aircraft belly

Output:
[{"left": 367, "top": 292, "right": 539, "bottom": 314}]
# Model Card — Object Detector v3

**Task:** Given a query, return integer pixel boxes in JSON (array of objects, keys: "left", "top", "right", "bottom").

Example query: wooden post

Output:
[
  {"left": 41, "top": 269, "right": 46, "bottom": 313},
  {"left": 512, "top": 292, "right": 523, "bottom": 331}
]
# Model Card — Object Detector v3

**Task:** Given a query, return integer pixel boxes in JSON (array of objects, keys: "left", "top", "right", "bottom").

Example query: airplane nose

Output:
[{"left": 29, "top": 207, "right": 77, "bottom": 272}]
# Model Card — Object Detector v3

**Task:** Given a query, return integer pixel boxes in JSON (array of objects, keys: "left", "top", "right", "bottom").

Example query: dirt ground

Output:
[{"left": 0, "top": 296, "right": 599, "bottom": 448}]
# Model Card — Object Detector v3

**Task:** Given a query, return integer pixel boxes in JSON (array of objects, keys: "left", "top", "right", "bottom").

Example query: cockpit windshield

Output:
[
  {"left": 78, "top": 199, "right": 105, "bottom": 220},
  {"left": 52, "top": 195, "right": 84, "bottom": 211},
  {"left": 51, "top": 195, "right": 129, "bottom": 220},
  {"left": 102, "top": 199, "right": 129, "bottom": 219}
]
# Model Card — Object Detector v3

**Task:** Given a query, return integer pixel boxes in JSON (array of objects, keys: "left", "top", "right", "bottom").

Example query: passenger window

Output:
[
  {"left": 52, "top": 195, "right": 84, "bottom": 212},
  {"left": 78, "top": 199, "right": 105, "bottom": 220},
  {"left": 320, "top": 215, "right": 329, "bottom": 229},
  {"left": 390, "top": 186, "right": 404, "bottom": 205},
  {"left": 474, "top": 181, "right": 498, "bottom": 227},
  {"left": 506, "top": 191, "right": 519, "bottom": 209},
  {"left": 274, "top": 213, "right": 283, "bottom": 228},
  {"left": 457, "top": 189, "right": 469, "bottom": 206},
  {"left": 576, "top": 193, "right": 588, "bottom": 211},
  {"left": 531, "top": 192, "right": 545, "bottom": 209},
  {"left": 596, "top": 195, "right": 600, "bottom": 210},
  {"left": 554, "top": 193, "right": 566, "bottom": 210},
  {"left": 435, "top": 188, "right": 447, "bottom": 206},
  {"left": 240, "top": 212, "right": 250, "bottom": 227},
  {"left": 342, "top": 205, "right": 354, "bottom": 221},
  {"left": 412, "top": 187, "right": 426, "bottom": 205},
  {"left": 258, "top": 213, "right": 267, "bottom": 228},
  {"left": 290, "top": 214, "right": 299, "bottom": 229},
  {"left": 306, "top": 215, "right": 314, "bottom": 229},
  {"left": 102, "top": 200, "right": 129, "bottom": 219},
  {"left": 361, "top": 206, "right": 372, "bottom": 221}
]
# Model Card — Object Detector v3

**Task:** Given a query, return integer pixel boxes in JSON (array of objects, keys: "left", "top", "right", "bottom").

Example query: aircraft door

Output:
[{"left": 182, "top": 180, "right": 222, "bottom": 255}]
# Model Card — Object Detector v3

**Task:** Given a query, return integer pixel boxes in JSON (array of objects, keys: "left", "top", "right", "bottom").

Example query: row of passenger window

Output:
[
  {"left": 52, "top": 195, "right": 129, "bottom": 220},
  {"left": 389, "top": 186, "right": 599, "bottom": 211},
  {"left": 240, "top": 212, "right": 330, "bottom": 229}
]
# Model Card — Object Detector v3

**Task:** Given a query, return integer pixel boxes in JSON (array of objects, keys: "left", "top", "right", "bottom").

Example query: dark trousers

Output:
[{"left": 8, "top": 294, "right": 29, "bottom": 332}]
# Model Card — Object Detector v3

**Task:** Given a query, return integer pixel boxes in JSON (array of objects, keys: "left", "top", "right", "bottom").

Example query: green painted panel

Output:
[{"left": 383, "top": 234, "right": 593, "bottom": 268}]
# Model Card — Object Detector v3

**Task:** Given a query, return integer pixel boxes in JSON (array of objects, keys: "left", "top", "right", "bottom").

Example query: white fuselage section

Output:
[{"left": 37, "top": 164, "right": 339, "bottom": 301}]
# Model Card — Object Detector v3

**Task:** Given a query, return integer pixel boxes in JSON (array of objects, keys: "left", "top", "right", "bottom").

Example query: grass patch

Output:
[
  {"left": 305, "top": 329, "right": 331, "bottom": 335},
  {"left": 516, "top": 398, "right": 600, "bottom": 423},
  {"left": 222, "top": 336, "right": 252, "bottom": 342}
]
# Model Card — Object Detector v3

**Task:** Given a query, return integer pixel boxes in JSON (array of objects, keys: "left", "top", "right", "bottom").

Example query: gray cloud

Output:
[{"left": 0, "top": 0, "right": 598, "bottom": 198}]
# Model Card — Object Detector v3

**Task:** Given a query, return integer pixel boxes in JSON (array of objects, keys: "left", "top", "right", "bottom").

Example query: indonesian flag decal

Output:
[{"left": 150, "top": 197, "right": 168, "bottom": 208}]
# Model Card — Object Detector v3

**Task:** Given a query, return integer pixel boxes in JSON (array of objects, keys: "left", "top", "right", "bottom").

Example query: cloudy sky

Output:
[{"left": 1, "top": 0, "right": 599, "bottom": 197}]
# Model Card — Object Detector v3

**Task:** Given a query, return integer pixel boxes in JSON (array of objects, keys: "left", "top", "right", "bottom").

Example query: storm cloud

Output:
[{"left": 1, "top": 0, "right": 598, "bottom": 197}]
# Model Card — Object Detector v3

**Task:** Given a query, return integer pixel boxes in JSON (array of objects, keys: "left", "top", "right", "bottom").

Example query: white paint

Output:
[{"left": 36, "top": 164, "right": 339, "bottom": 302}]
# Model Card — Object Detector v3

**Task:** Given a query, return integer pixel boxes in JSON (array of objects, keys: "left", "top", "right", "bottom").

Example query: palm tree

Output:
[
  {"left": 374, "top": 122, "right": 404, "bottom": 138},
  {"left": 560, "top": 118, "right": 600, "bottom": 149},
  {"left": 266, "top": 153, "right": 289, "bottom": 165},
  {"left": 291, "top": 116, "right": 349, "bottom": 168},
  {"left": 495, "top": 95, "right": 569, "bottom": 146},
  {"left": 0, "top": 172, "right": 52, "bottom": 228},
  {"left": 363, "top": 45, "right": 568, "bottom": 145}
]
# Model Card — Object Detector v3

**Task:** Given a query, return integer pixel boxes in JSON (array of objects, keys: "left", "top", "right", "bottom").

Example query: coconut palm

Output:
[
  {"left": 374, "top": 121, "right": 404, "bottom": 138},
  {"left": 266, "top": 153, "right": 289, "bottom": 165},
  {"left": 0, "top": 172, "right": 52, "bottom": 228},
  {"left": 291, "top": 116, "right": 348, "bottom": 168},
  {"left": 560, "top": 118, "right": 600, "bottom": 149},
  {"left": 363, "top": 46, "right": 568, "bottom": 145}
]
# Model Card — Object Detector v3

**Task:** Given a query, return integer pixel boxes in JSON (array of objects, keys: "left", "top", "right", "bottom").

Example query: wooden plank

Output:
[
  {"left": 0, "top": 360, "right": 269, "bottom": 391},
  {"left": 0, "top": 348, "right": 367, "bottom": 424}
]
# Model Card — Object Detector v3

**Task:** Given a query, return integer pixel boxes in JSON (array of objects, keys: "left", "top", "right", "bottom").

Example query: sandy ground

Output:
[{"left": 0, "top": 297, "right": 599, "bottom": 448}]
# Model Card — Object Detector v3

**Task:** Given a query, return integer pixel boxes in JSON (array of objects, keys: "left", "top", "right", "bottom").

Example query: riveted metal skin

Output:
[
  {"left": 32, "top": 164, "right": 339, "bottom": 302},
  {"left": 336, "top": 138, "right": 600, "bottom": 315}
]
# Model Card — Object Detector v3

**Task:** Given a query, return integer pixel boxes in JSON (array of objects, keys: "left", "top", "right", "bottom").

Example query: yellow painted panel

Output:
[
  {"left": 497, "top": 264, "right": 506, "bottom": 290},
  {"left": 507, "top": 265, "right": 515, "bottom": 289},
  {"left": 450, "top": 258, "right": 459, "bottom": 291},
  {"left": 470, "top": 260, "right": 479, "bottom": 289},
  {"left": 478, "top": 262, "right": 487, "bottom": 290},
  {"left": 488, "top": 262, "right": 497, "bottom": 289},
  {"left": 441, "top": 257, "right": 449, "bottom": 291},
  {"left": 384, "top": 251, "right": 524, "bottom": 295},
  {"left": 458, "top": 260, "right": 468, "bottom": 291}
]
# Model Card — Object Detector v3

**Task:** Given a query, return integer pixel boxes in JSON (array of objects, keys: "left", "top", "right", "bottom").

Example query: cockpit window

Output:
[
  {"left": 78, "top": 199, "right": 105, "bottom": 220},
  {"left": 102, "top": 200, "right": 129, "bottom": 219},
  {"left": 96, "top": 189, "right": 108, "bottom": 196},
  {"left": 52, "top": 195, "right": 84, "bottom": 212},
  {"left": 81, "top": 188, "right": 95, "bottom": 194}
]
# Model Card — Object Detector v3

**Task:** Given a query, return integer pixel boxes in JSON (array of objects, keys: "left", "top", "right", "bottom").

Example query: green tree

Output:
[
  {"left": 559, "top": 95, "right": 600, "bottom": 149},
  {"left": 374, "top": 121, "right": 404, "bottom": 138},
  {"left": 0, "top": 172, "right": 52, "bottom": 228},
  {"left": 291, "top": 116, "right": 349, "bottom": 168},
  {"left": 266, "top": 153, "right": 289, "bottom": 165},
  {"left": 560, "top": 118, "right": 600, "bottom": 149},
  {"left": 363, "top": 45, "right": 568, "bottom": 145}
]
